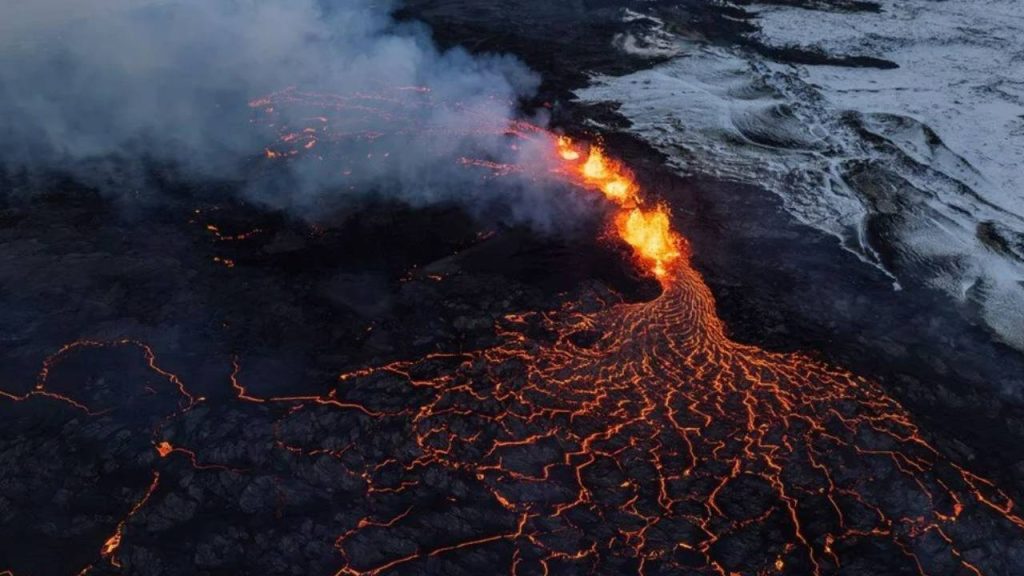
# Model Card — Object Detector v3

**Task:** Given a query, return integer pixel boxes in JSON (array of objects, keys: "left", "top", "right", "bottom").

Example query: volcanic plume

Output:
[{"left": 0, "top": 0, "right": 571, "bottom": 228}]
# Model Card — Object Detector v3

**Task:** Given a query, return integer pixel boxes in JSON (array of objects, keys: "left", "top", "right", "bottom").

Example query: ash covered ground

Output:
[{"left": 2, "top": 1, "right": 1024, "bottom": 576}]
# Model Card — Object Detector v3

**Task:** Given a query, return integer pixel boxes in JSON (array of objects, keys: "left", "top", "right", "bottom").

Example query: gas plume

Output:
[{"left": 0, "top": 0, "right": 583, "bottom": 228}]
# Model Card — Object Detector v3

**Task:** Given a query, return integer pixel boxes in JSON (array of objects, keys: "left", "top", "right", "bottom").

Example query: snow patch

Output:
[{"left": 578, "top": 3, "right": 1024, "bottom": 349}]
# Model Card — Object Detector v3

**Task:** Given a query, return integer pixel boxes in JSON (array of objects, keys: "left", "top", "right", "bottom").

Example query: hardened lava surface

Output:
[
  {"left": 3, "top": 236, "right": 1024, "bottom": 575},
  {"left": 2, "top": 86, "right": 1023, "bottom": 576}
]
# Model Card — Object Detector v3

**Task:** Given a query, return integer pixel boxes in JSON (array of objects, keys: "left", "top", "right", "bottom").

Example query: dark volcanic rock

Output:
[{"left": 3, "top": 2, "right": 1024, "bottom": 576}]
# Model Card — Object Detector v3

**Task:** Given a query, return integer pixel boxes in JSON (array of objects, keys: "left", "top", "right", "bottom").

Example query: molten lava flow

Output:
[
  {"left": 2, "top": 90, "right": 1022, "bottom": 576},
  {"left": 316, "top": 264, "right": 1024, "bottom": 576},
  {"left": 261, "top": 113, "right": 1023, "bottom": 574}
]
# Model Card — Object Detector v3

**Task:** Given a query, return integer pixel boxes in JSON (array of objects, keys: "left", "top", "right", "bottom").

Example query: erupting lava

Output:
[
  {"left": 556, "top": 136, "right": 681, "bottom": 280},
  {"left": 2, "top": 89, "right": 1022, "bottom": 576},
  {"left": 248, "top": 86, "right": 682, "bottom": 282}
]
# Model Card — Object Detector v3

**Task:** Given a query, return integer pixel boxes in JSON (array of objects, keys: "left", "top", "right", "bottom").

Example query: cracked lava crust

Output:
[{"left": 2, "top": 91, "right": 1023, "bottom": 576}]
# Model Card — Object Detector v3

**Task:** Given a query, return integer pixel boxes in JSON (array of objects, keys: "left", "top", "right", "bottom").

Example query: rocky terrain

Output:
[{"left": 2, "top": 1, "right": 1024, "bottom": 575}]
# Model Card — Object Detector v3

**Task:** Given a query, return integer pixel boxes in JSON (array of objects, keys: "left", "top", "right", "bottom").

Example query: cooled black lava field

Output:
[{"left": 2, "top": 1, "right": 1024, "bottom": 575}]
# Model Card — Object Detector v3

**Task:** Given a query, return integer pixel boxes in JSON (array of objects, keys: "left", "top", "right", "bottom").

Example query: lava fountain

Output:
[{"left": 560, "top": 136, "right": 681, "bottom": 281}]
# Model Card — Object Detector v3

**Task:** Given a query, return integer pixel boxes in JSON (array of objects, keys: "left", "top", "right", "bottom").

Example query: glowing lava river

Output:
[{"left": 2, "top": 96, "right": 1023, "bottom": 576}]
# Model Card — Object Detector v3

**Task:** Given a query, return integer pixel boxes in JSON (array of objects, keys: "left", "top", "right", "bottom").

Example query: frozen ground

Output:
[{"left": 577, "top": 1, "right": 1024, "bottom": 350}]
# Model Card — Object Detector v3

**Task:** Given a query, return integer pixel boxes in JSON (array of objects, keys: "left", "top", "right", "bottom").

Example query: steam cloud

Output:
[{"left": 0, "top": 0, "right": 585, "bottom": 229}]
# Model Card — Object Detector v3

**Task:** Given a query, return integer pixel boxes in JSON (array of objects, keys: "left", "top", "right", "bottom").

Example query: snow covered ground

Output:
[{"left": 577, "top": 1, "right": 1024, "bottom": 350}]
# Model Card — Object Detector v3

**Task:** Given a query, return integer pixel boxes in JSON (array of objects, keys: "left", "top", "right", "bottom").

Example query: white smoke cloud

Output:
[{"left": 0, "top": 0, "right": 588, "bottom": 229}]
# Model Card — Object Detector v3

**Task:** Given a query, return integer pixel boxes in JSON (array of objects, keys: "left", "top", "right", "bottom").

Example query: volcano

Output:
[{"left": 2, "top": 1, "right": 1024, "bottom": 576}]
